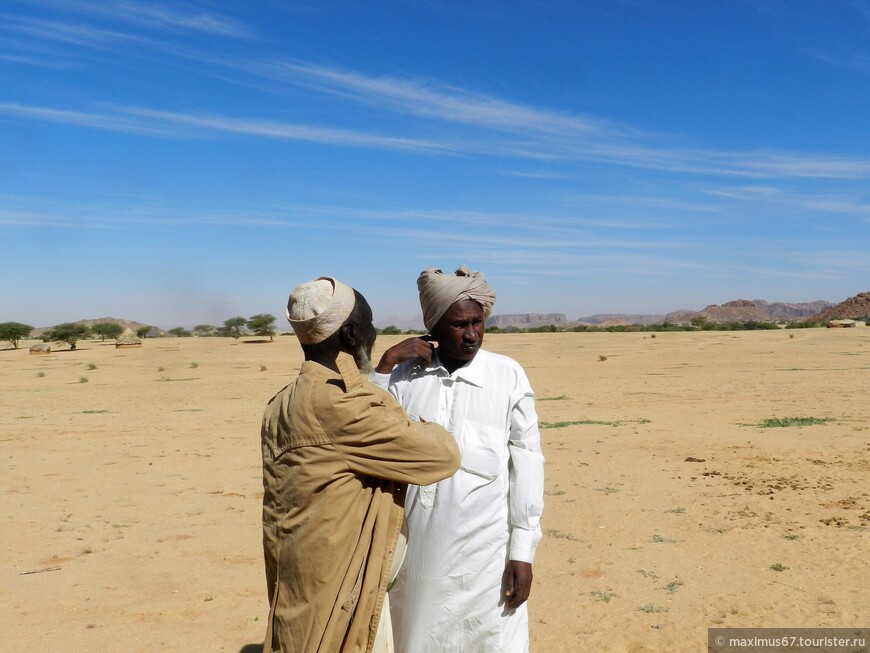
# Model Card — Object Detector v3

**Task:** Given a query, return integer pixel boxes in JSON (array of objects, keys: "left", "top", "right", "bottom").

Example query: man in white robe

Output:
[{"left": 373, "top": 266, "right": 545, "bottom": 652}]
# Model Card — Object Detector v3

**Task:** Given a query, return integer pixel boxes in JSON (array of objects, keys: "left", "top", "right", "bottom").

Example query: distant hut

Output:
[
  {"left": 29, "top": 343, "right": 51, "bottom": 355},
  {"left": 145, "top": 326, "right": 162, "bottom": 339},
  {"left": 827, "top": 319, "right": 856, "bottom": 328},
  {"left": 115, "top": 328, "right": 142, "bottom": 348}
]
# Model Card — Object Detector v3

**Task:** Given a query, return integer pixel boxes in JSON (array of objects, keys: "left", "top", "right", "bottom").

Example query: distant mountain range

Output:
[
  {"left": 30, "top": 292, "right": 870, "bottom": 334},
  {"left": 484, "top": 295, "right": 870, "bottom": 328}
]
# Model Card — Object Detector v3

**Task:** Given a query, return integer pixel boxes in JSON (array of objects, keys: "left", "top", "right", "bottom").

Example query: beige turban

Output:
[
  {"left": 417, "top": 266, "right": 496, "bottom": 332},
  {"left": 286, "top": 277, "right": 356, "bottom": 344}
]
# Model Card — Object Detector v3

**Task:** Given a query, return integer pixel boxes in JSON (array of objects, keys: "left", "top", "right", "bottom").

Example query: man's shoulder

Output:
[{"left": 264, "top": 379, "right": 297, "bottom": 409}]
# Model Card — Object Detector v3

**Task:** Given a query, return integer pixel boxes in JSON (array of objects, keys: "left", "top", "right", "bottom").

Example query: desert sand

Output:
[{"left": 2, "top": 328, "right": 868, "bottom": 652}]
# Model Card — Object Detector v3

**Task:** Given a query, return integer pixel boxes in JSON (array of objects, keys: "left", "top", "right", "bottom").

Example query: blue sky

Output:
[{"left": 2, "top": 0, "right": 869, "bottom": 328}]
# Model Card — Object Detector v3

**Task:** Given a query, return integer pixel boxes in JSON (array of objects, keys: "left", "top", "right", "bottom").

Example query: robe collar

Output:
[{"left": 431, "top": 349, "right": 487, "bottom": 388}]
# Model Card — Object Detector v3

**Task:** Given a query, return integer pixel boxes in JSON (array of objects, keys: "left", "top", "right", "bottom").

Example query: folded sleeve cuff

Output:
[{"left": 509, "top": 527, "right": 540, "bottom": 563}]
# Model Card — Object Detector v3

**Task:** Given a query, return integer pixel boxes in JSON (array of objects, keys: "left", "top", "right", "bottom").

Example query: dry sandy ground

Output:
[{"left": 2, "top": 329, "right": 868, "bottom": 652}]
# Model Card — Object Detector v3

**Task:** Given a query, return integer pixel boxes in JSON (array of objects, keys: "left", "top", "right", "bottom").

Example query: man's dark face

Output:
[{"left": 431, "top": 299, "right": 484, "bottom": 371}]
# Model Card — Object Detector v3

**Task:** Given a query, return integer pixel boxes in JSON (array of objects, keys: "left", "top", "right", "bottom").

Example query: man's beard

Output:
[{"left": 353, "top": 346, "right": 374, "bottom": 375}]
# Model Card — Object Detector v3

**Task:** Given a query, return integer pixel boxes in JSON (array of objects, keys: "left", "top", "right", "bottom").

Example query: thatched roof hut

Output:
[{"left": 115, "top": 328, "right": 142, "bottom": 348}]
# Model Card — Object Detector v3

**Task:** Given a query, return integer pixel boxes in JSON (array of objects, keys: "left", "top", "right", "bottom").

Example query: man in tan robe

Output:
[{"left": 261, "top": 277, "right": 460, "bottom": 653}]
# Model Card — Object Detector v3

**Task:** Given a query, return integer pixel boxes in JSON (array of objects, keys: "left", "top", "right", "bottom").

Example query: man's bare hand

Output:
[
  {"left": 501, "top": 560, "right": 533, "bottom": 610},
  {"left": 375, "top": 337, "right": 435, "bottom": 374}
]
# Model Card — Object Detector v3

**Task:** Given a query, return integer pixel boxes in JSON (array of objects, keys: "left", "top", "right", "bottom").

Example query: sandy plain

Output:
[{"left": 2, "top": 328, "right": 868, "bottom": 652}]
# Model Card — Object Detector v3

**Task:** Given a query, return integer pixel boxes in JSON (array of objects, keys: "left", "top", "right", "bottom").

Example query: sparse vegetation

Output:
[
  {"left": 590, "top": 591, "right": 617, "bottom": 603},
  {"left": 86, "top": 363, "right": 97, "bottom": 370},
  {"left": 598, "top": 355, "right": 608, "bottom": 362},
  {"left": 664, "top": 507, "right": 686, "bottom": 514},
  {"left": 247, "top": 314, "right": 277, "bottom": 341},
  {"left": 540, "top": 419, "right": 617, "bottom": 429},
  {"left": 664, "top": 580, "right": 683, "bottom": 593},
  {"left": 0, "top": 322, "right": 34, "bottom": 349},
  {"left": 79, "top": 376, "right": 89, "bottom": 383},
  {"left": 544, "top": 528, "right": 580, "bottom": 541},
  {"left": 44, "top": 323, "right": 90, "bottom": 350},
  {"left": 36, "top": 371, "right": 45, "bottom": 378},
  {"left": 259, "top": 365, "right": 268, "bottom": 372},
  {"left": 652, "top": 534, "right": 675, "bottom": 543},
  {"left": 539, "top": 395, "right": 569, "bottom": 401},
  {"left": 190, "top": 362, "right": 198, "bottom": 369},
  {"left": 638, "top": 603, "right": 669, "bottom": 613},
  {"left": 169, "top": 327, "right": 192, "bottom": 337},
  {"left": 757, "top": 416, "right": 833, "bottom": 428},
  {"left": 770, "top": 562, "right": 789, "bottom": 572},
  {"left": 91, "top": 322, "right": 123, "bottom": 341},
  {"left": 222, "top": 317, "right": 248, "bottom": 339}
]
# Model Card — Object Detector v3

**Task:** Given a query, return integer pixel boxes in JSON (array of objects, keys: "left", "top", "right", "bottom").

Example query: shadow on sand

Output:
[{"left": 239, "top": 644, "right": 262, "bottom": 653}]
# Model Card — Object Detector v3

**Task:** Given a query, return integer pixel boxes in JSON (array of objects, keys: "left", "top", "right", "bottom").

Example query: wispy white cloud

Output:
[
  {"left": 243, "top": 62, "right": 870, "bottom": 179},
  {"left": 0, "top": 102, "right": 179, "bottom": 136},
  {"left": 708, "top": 185, "right": 870, "bottom": 216},
  {"left": 4, "top": 8, "right": 870, "bottom": 182},
  {"left": 11, "top": 0, "right": 250, "bottom": 38}
]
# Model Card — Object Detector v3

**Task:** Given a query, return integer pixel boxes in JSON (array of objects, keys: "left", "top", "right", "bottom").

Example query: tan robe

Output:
[{"left": 261, "top": 352, "right": 459, "bottom": 653}]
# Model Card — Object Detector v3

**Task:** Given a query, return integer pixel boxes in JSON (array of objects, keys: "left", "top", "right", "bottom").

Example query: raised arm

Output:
[
  {"left": 375, "top": 336, "right": 434, "bottom": 374},
  {"left": 323, "top": 384, "right": 460, "bottom": 486}
]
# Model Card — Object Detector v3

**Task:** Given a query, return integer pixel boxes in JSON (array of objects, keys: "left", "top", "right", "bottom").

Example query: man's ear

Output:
[{"left": 338, "top": 321, "right": 357, "bottom": 351}]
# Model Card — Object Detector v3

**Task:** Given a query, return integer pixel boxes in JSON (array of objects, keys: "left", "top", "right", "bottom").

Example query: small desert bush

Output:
[
  {"left": 638, "top": 604, "right": 669, "bottom": 613},
  {"left": 540, "top": 419, "right": 617, "bottom": 429},
  {"left": 758, "top": 416, "right": 833, "bottom": 428},
  {"left": 79, "top": 376, "right": 88, "bottom": 383},
  {"left": 770, "top": 562, "right": 789, "bottom": 572},
  {"left": 86, "top": 363, "right": 97, "bottom": 370}
]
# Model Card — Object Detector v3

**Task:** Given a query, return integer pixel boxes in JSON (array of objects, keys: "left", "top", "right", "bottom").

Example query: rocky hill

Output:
[
  {"left": 750, "top": 299, "right": 833, "bottom": 320},
  {"left": 810, "top": 292, "right": 870, "bottom": 323},
  {"left": 664, "top": 299, "right": 833, "bottom": 324}
]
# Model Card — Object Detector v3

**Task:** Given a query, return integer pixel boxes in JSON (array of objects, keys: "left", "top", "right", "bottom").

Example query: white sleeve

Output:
[
  {"left": 370, "top": 370, "right": 391, "bottom": 390},
  {"left": 507, "top": 375, "right": 545, "bottom": 563}
]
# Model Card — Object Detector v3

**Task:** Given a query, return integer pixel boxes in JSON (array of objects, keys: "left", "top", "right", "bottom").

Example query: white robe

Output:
[{"left": 373, "top": 349, "right": 545, "bottom": 652}]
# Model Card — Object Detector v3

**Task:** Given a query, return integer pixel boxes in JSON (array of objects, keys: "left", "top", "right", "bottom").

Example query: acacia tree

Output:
[
  {"left": 192, "top": 324, "right": 215, "bottom": 336},
  {"left": 136, "top": 325, "right": 152, "bottom": 338},
  {"left": 44, "top": 323, "right": 90, "bottom": 350},
  {"left": 168, "top": 327, "right": 192, "bottom": 337},
  {"left": 247, "top": 314, "right": 277, "bottom": 342},
  {"left": 0, "top": 322, "right": 33, "bottom": 349},
  {"left": 91, "top": 322, "right": 124, "bottom": 341},
  {"left": 222, "top": 317, "right": 247, "bottom": 339}
]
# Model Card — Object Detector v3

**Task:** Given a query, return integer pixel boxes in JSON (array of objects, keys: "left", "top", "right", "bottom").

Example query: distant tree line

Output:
[
  {"left": 157, "top": 315, "right": 281, "bottom": 341},
  {"left": 3, "top": 315, "right": 837, "bottom": 351},
  {"left": 486, "top": 319, "right": 827, "bottom": 333}
]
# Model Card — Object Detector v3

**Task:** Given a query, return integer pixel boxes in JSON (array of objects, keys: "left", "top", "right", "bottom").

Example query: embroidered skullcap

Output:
[
  {"left": 417, "top": 266, "right": 496, "bottom": 333},
  {"left": 286, "top": 277, "right": 356, "bottom": 344}
]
